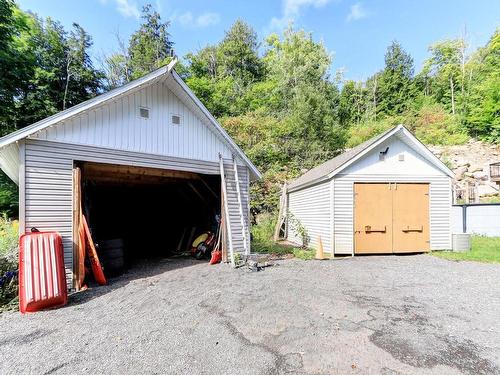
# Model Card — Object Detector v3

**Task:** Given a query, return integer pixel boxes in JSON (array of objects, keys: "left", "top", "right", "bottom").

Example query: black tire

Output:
[
  {"left": 101, "top": 247, "right": 124, "bottom": 259},
  {"left": 104, "top": 257, "right": 125, "bottom": 270},
  {"left": 99, "top": 238, "right": 124, "bottom": 249}
]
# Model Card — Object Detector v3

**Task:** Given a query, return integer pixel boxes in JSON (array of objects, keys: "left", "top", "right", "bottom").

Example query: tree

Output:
[
  {"left": 185, "top": 21, "right": 263, "bottom": 117},
  {"left": 0, "top": 0, "right": 34, "bottom": 135},
  {"left": 102, "top": 4, "right": 173, "bottom": 87},
  {"left": 17, "top": 16, "right": 102, "bottom": 127},
  {"left": 128, "top": 4, "right": 173, "bottom": 80},
  {"left": 466, "top": 30, "right": 499, "bottom": 141},
  {"left": 377, "top": 41, "right": 416, "bottom": 116},
  {"left": 218, "top": 20, "right": 263, "bottom": 86},
  {"left": 423, "top": 39, "right": 467, "bottom": 115}
]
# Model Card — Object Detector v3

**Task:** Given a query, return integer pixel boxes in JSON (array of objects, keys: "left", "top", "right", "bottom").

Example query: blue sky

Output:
[{"left": 16, "top": 0, "right": 500, "bottom": 81}]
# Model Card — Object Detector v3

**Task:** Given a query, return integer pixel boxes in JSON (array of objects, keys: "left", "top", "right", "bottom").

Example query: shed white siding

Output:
[
  {"left": 29, "top": 79, "right": 238, "bottom": 165},
  {"left": 23, "top": 139, "right": 249, "bottom": 289},
  {"left": 287, "top": 180, "right": 332, "bottom": 252},
  {"left": 287, "top": 133, "right": 453, "bottom": 254}
]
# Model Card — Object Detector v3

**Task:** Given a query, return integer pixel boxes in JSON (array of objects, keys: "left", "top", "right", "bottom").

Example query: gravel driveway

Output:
[{"left": 1, "top": 255, "right": 499, "bottom": 374}]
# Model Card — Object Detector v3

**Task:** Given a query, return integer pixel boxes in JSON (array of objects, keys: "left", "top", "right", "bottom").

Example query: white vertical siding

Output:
[
  {"left": 24, "top": 139, "right": 251, "bottom": 289},
  {"left": 333, "top": 174, "right": 452, "bottom": 253},
  {"left": 30, "top": 80, "right": 235, "bottom": 164},
  {"left": 287, "top": 181, "right": 332, "bottom": 252}
]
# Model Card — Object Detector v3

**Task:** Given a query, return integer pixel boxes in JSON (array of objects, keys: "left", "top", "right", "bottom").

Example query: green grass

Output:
[
  {"left": 251, "top": 213, "right": 297, "bottom": 256},
  {"left": 432, "top": 236, "right": 500, "bottom": 263},
  {"left": 480, "top": 196, "right": 500, "bottom": 204},
  {"left": 292, "top": 248, "right": 315, "bottom": 260}
]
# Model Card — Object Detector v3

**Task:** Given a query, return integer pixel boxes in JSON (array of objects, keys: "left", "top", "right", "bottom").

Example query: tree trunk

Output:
[
  {"left": 63, "top": 58, "right": 71, "bottom": 111},
  {"left": 450, "top": 76, "right": 455, "bottom": 115}
]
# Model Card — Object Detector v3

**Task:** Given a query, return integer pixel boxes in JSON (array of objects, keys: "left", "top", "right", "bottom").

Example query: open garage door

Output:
[
  {"left": 354, "top": 183, "right": 430, "bottom": 254},
  {"left": 74, "top": 161, "right": 221, "bottom": 283}
]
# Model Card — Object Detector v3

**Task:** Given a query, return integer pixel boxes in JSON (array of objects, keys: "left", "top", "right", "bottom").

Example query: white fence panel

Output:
[{"left": 452, "top": 204, "right": 500, "bottom": 237}]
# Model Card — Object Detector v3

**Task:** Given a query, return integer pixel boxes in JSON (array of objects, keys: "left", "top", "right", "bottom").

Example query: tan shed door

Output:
[
  {"left": 392, "top": 183, "right": 430, "bottom": 253},
  {"left": 354, "top": 183, "right": 429, "bottom": 254},
  {"left": 354, "top": 183, "right": 393, "bottom": 254}
]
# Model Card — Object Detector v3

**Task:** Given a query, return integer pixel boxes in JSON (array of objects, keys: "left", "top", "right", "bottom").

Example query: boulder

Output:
[
  {"left": 453, "top": 166, "right": 468, "bottom": 180},
  {"left": 469, "top": 165, "right": 483, "bottom": 173},
  {"left": 472, "top": 171, "right": 489, "bottom": 180}
]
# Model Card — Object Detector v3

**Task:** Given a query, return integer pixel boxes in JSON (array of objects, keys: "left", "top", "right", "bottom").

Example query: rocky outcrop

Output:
[{"left": 429, "top": 140, "right": 500, "bottom": 201}]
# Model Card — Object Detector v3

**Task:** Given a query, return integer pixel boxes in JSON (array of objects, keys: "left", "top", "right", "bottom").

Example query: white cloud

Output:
[
  {"left": 177, "top": 11, "right": 220, "bottom": 28},
  {"left": 101, "top": 0, "right": 140, "bottom": 19},
  {"left": 270, "top": 0, "right": 332, "bottom": 30},
  {"left": 346, "top": 2, "right": 368, "bottom": 22}
]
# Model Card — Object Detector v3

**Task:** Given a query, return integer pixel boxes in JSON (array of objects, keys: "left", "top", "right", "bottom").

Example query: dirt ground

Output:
[{"left": 1, "top": 255, "right": 499, "bottom": 375}]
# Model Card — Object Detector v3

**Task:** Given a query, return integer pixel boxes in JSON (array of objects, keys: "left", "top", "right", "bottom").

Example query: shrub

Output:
[
  {"left": 0, "top": 218, "right": 19, "bottom": 310},
  {"left": 251, "top": 213, "right": 294, "bottom": 255}
]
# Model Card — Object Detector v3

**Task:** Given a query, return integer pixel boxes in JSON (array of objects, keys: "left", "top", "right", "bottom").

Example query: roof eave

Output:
[{"left": 287, "top": 175, "right": 330, "bottom": 193}]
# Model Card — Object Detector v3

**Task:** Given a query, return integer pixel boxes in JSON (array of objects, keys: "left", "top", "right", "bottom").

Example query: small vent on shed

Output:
[
  {"left": 171, "top": 114, "right": 181, "bottom": 125},
  {"left": 139, "top": 107, "right": 149, "bottom": 119},
  {"left": 398, "top": 153, "right": 405, "bottom": 161}
]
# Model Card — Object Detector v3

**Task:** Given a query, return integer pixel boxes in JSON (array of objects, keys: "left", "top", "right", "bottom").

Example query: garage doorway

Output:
[
  {"left": 74, "top": 161, "right": 221, "bottom": 282},
  {"left": 354, "top": 183, "right": 429, "bottom": 254}
]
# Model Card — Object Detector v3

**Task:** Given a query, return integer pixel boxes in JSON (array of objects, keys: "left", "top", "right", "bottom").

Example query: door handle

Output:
[
  {"left": 402, "top": 226, "right": 423, "bottom": 232},
  {"left": 364, "top": 225, "right": 386, "bottom": 233}
]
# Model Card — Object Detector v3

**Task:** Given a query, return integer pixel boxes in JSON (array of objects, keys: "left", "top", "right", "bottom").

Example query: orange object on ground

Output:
[
  {"left": 81, "top": 215, "right": 107, "bottom": 285},
  {"left": 19, "top": 231, "right": 68, "bottom": 313},
  {"left": 210, "top": 249, "right": 222, "bottom": 264},
  {"left": 210, "top": 218, "right": 223, "bottom": 265}
]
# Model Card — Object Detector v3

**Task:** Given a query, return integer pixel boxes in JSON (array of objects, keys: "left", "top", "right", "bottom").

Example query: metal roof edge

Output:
[{"left": 287, "top": 175, "right": 330, "bottom": 193}]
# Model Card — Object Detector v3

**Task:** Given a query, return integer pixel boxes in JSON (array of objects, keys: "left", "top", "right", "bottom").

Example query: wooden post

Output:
[
  {"left": 72, "top": 167, "right": 84, "bottom": 291},
  {"left": 274, "top": 182, "right": 287, "bottom": 242}
]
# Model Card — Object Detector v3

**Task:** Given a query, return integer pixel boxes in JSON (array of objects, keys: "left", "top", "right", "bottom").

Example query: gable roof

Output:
[
  {"left": 0, "top": 59, "right": 261, "bottom": 179},
  {"left": 288, "top": 124, "right": 454, "bottom": 191}
]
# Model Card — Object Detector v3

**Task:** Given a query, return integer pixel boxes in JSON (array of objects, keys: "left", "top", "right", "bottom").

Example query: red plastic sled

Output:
[
  {"left": 81, "top": 215, "right": 106, "bottom": 286},
  {"left": 19, "top": 231, "right": 68, "bottom": 313}
]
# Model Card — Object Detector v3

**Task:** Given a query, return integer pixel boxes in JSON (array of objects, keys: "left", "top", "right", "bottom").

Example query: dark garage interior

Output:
[{"left": 79, "top": 162, "right": 221, "bottom": 278}]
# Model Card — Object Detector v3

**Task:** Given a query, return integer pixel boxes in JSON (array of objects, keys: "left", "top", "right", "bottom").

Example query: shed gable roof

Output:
[{"left": 288, "top": 125, "right": 454, "bottom": 191}]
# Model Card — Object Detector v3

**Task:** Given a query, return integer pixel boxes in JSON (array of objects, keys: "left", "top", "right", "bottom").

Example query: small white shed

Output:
[
  {"left": 286, "top": 125, "right": 454, "bottom": 255},
  {"left": 0, "top": 60, "right": 260, "bottom": 290}
]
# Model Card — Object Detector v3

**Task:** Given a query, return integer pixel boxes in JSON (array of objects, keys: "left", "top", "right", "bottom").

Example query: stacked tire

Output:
[{"left": 98, "top": 238, "right": 125, "bottom": 277}]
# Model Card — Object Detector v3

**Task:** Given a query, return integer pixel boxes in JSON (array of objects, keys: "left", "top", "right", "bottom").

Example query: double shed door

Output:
[{"left": 354, "top": 183, "right": 430, "bottom": 254}]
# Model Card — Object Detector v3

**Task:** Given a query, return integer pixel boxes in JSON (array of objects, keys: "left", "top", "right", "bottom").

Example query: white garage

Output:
[
  {"left": 285, "top": 125, "right": 454, "bottom": 255},
  {"left": 0, "top": 59, "right": 260, "bottom": 290}
]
